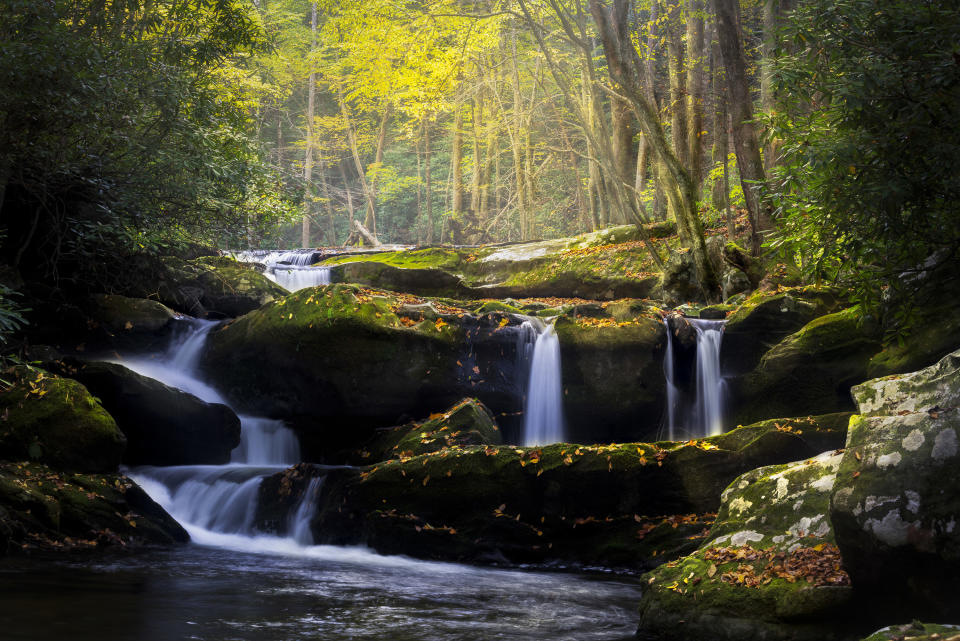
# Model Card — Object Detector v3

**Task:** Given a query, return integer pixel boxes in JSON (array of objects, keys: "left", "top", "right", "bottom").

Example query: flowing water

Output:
[
  {"left": 519, "top": 319, "right": 566, "bottom": 446},
  {"left": 662, "top": 316, "right": 727, "bottom": 439},
  {"left": 0, "top": 318, "right": 644, "bottom": 640},
  {"left": 229, "top": 249, "right": 332, "bottom": 292}
]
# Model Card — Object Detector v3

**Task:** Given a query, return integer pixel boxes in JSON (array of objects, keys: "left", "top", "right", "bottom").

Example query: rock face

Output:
[
  {"left": 124, "top": 255, "right": 286, "bottom": 317},
  {"left": 830, "top": 347, "right": 960, "bottom": 615},
  {"left": 203, "top": 284, "right": 671, "bottom": 454},
  {"left": 52, "top": 361, "right": 241, "bottom": 466},
  {"left": 730, "top": 307, "right": 882, "bottom": 426},
  {"left": 637, "top": 451, "right": 858, "bottom": 641},
  {"left": 721, "top": 287, "right": 846, "bottom": 377},
  {"left": 0, "top": 461, "right": 188, "bottom": 555},
  {"left": 254, "top": 414, "right": 848, "bottom": 568},
  {"left": 84, "top": 294, "right": 176, "bottom": 335},
  {"left": 354, "top": 398, "right": 503, "bottom": 463},
  {"left": 0, "top": 367, "right": 126, "bottom": 473}
]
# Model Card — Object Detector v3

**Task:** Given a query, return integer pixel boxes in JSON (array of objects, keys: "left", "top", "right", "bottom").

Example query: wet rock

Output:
[
  {"left": 830, "top": 347, "right": 960, "bottom": 615},
  {"left": 50, "top": 360, "right": 240, "bottom": 466},
  {"left": 637, "top": 451, "right": 858, "bottom": 641},
  {"left": 0, "top": 367, "right": 125, "bottom": 473},
  {"left": 0, "top": 461, "right": 187, "bottom": 555}
]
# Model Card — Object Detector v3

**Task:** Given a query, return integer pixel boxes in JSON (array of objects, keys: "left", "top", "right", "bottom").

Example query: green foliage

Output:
[
  {"left": 0, "top": 284, "right": 27, "bottom": 345},
  {"left": 0, "top": 0, "right": 297, "bottom": 284},
  {"left": 767, "top": 0, "right": 960, "bottom": 324}
]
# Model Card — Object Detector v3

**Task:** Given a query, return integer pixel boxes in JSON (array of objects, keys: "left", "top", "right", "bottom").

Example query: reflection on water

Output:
[{"left": 0, "top": 545, "right": 642, "bottom": 641}]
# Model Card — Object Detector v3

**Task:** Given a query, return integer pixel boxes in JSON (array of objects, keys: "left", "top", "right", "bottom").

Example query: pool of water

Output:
[{"left": 0, "top": 543, "right": 642, "bottom": 641}]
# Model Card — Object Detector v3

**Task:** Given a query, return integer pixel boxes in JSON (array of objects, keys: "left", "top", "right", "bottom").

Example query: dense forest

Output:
[{"left": 3, "top": 0, "right": 958, "bottom": 317}]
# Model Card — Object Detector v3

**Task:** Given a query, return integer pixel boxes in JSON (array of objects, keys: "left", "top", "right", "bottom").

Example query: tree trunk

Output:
[
  {"left": 318, "top": 156, "right": 336, "bottom": 245},
  {"left": 336, "top": 84, "right": 379, "bottom": 245},
  {"left": 761, "top": 0, "right": 779, "bottom": 173},
  {"left": 686, "top": 0, "right": 706, "bottom": 189},
  {"left": 666, "top": 0, "right": 689, "bottom": 170},
  {"left": 590, "top": 0, "right": 720, "bottom": 301},
  {"left": 612, "top": 96, "right": 637, "bottom": 217},
  {"left": 424, "top": 116, "right": 433, "bottom": 245},
  {"left": 711, "top": 0, "right": 771, "bottom": 253},
  {"left": 338, "top": 161, "right": 355, "bottom": 227},
  {"left": 366, "top": 105, "right": 391, "bottom": 237},
  {"left": 450, "top": 99, "right": 464, "bottom": 243},
  {"left": 301, "top": 2, "right": 317, "bottom": 248}
]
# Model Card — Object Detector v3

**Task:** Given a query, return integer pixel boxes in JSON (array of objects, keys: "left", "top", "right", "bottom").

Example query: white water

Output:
[
  {"left": 229, "top": 249, "right": 332, "bottom": 292},
  {"left": 691, "top": 319, "right": 726, "bottom": 437},
  {"left": 118, "top": 319, "right": 319, "bottom": 548},
  {"left": 662, "top": 316, "right": 727, "bottom": 439},
  {"left": 662, "top": 317, "right": 682, "bottom": 441},
  {"left": 520, "top": 319, "right": 566, "bottom": 446}
]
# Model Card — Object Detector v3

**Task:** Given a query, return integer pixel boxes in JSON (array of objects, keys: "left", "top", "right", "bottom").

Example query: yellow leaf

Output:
[{"left": 422, "top": 475, "right": 430, "bottom": 486}]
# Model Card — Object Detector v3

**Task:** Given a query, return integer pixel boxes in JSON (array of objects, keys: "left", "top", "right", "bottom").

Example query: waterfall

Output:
[
  {"left": 691, "top": 319, "right": 725, "bottom": 437},
  {"left": 119, "top": 319, "right": 315, "bottom": 547},
  {"left": 289, "top": 476, "right": 324, "bottom": 545},
  {"left": 519, "top": 319, "right": 565, "bottom": 446},
  {"left": 228, "top": 249, "right": 332, "bottom": 292},
  {"left": 662, "top": 318, "right": 682, "bottom": 441},
  {"left": 662, "top": 316, "right": 727, "bottom": 440}
]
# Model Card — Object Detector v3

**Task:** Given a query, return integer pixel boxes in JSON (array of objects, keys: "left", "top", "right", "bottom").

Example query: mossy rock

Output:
[
  {"left": 0, "top": 461, "right": 187, "bottom": 555},
  {"left": 49, "top": 360, "right": 241, "bottom": 466},
  {"left": 830, "top": 348, "right": 960, "bottom": 615},
  {"left": 0, "top": 367, "right": 125, "bottom": 473},
  {"left": 255, "top": 415, "right": 847, "bottom": 568},
  {"left": 722, "top": 286, "right": 848, "bottom": 377},
  {"left": 84, "top": 294, "right": 175, "bottom": 335},
  {"left": 731, "top": 307, "right": 882, "bottom": 425},
  {"left": 867, "top": 311, "right": 960, "bottom": 379},
  {"left": 637, "top": 451, "right": 860, "bottom": 641},
  {"left": 357, "top": 398, "right": 502, "bottom": 462},
  {"left": 861, "top": 623, "right": 960, "bottom": 641}
]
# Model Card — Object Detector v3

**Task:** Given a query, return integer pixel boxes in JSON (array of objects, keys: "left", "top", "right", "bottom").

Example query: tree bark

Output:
[
  {"left": 686, "top": 0, "right": 706, "bottom": 189},
  {"left": 666, "top": 0, "right": 689, "bottom": 170},
  {"left": 450, "top": 99, "right": 465, "bottom": 243},
  {"left": 336, "top": 84, "right": 379, "bottom": 244},
  {"left": 711, "top": 0, "right": 771, "bottom": 253},
  {"left": 301, "top": 2, "right": 317, "bottom": 248},
  {"left": 424, "top": 116, "right": 433, "bottom": 244},
  {"left": 589, "top": 0, "right": 720, "bottom": 301}
]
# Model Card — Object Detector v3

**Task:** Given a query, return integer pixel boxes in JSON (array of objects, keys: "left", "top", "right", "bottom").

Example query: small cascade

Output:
[
  {"left": 120, "top": 319, "right": 315, "bottom": 547},
  {"left": 662, "top": 318, "right": 682, "bottom": 441},
  {"left": 691, "top": 319, "right": 725, "bottom": 437},
  {"left": 662, "top": 315, "right": 727, "bottom": 439},
  {"left": 228, "top": 249, "right": 332, "bottom": 292},
  {"left": 518, "top": 319, "right": 566, "bottom": 446},
  {"left": 289, "top": 476, "right": 324, "bottom": 545}
]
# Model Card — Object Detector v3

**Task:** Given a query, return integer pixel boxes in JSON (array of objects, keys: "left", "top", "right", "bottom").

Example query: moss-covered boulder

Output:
[
  {"left": 0, "top": 461, "right": 187, "bottom": 555},
  {"left": 84, "top": 294, "right": 175, "bottom": 335},
  {"left": 124, "top": 255, "right": 286, "bottom": 317},
  {"left": 203, "top": 284, "right": 674, "bottom": 452},
  {"left": 555, "top": 314, "right": 667, "bottom": 443},
  {"left": 731, "top": 308, "right": 882, "bottom": 425},
  {"left": 355, "top": 398, "right": 502, "bottom": 462},
  {"left": 722, "top": 287, "right": 847, "bottom": 377},
  {"left": 320, "top": 225, "right": 668, "bottom": 301},
  {"left": 254, "top": 414, "right": 847, "bottom": 568},
  {"left": 830, "top": 348, "right": 960, "bottom": 615},
  {"left": 637, "top": 451, "right": 858, "bottom": 641},
  {"left": 866, "top": 311, "right": 960, "bottom": 379},
  {"left": 0, "top": 367, "right": 125, "bottom": 472},
  {"left": 49, "top": 360, "right": 240, "bottom": 466},
  {"left": 861, "top": 623, "right": 960, "bottom": 641}
]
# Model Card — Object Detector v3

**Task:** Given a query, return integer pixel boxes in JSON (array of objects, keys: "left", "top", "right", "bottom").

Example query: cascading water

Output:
[
  {"left": 662, "top": 316, "right": 727, "bottom": 439},
  {"left": 518, "top": 319, "right": 565, "bottom": 446},
  {"left": 229, "top": 249, "right": 332, "bottom": 292},
  {"left": 117, "top": 319, "right": 317, "bottom": 545}
]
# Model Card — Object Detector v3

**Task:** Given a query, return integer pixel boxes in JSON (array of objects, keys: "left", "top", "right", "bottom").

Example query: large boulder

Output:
[
  {"left": 254, "top": 414, "right": 847, "bottom": 568},
  {"left": 637, "top": 451, "right": 858, "bottom": 641},
  {"left": 0, "top": 461, "right": 187, "bottom": 555},
  {"left": 730, "top": 308, "right": 882, "bottom": 425},
  {"left": 50, "top": 360, "right": 241, "bottom": 466},
  {"left": 350, "top": 398, "right": 503, "bottom": 463},
  {"left": 0, "top": 367, "right": 125, "bottom": 472},
  {"left": 830, "top": 347, "right": 960, "bottom": 615},
  {"left": 202, "top": 284, "right": 671, "bottom": 455},
  {"left": 861, "top": 623, "right": 960, "bottom": 641},
  {"left": 124, "top": 255, "right": 286, "bottom": 317},
  {"left": 721, "top": 287, "right": 847, "bottom": 377}
]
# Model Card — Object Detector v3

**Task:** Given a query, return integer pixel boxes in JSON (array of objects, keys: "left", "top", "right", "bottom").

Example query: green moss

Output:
[
  {"left": 475, "top": 300, "right": 523, "bottom": 315},
  {"left": 322, "top": 248, "right": 467, "bottom": 271},
  {"left": 0, "top": 367, "right": 125, "bottom": 472}
]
